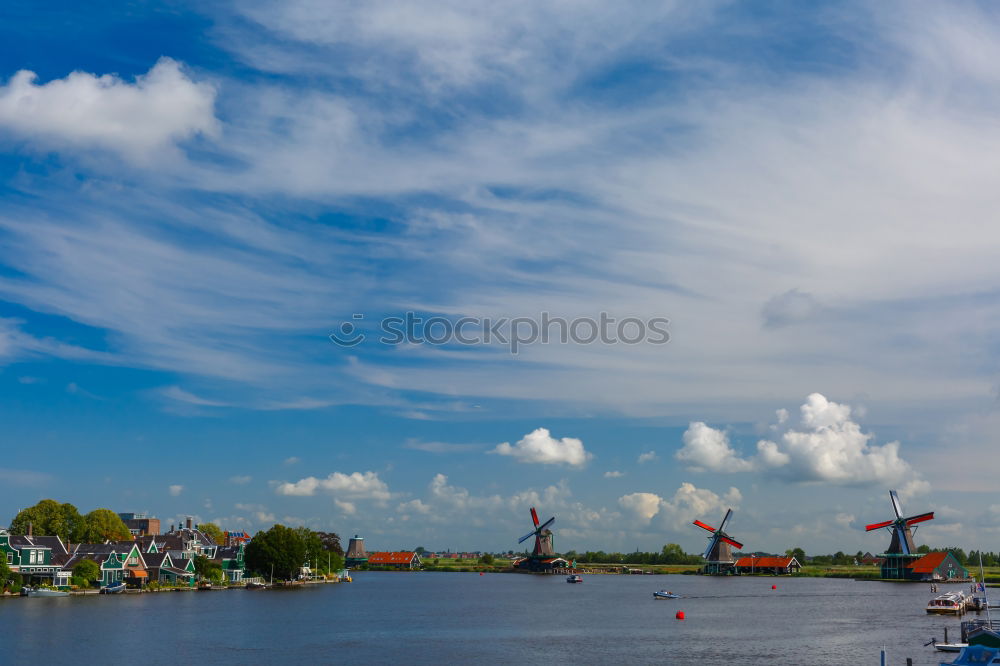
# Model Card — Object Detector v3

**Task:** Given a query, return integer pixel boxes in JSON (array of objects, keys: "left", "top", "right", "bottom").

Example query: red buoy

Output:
[
  {"left": 480, "top": 572, "right": 484, "bottom": 576},
  {"left": 771, "top": 584, "right": 777, "bottom": 590},
  {"left": 675, "top": 611, "right": 685, "bottom": 620}
]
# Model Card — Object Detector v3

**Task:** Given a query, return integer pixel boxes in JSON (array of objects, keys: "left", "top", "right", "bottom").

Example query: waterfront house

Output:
[
  {"left": 733, "top": 556, "right": 802, "bottom": 575},
  {"left": 905, "top": 552, "right": 970, "bottom": 581},
  {"left": 144, "top": 551, "right": 196, "bottom": 585},
  {"left": 0, "top": 530, "right": 68, "bottom": 585},
  {"left": 213, "top": 543, "right": 246, "bottom": 583},
  {"left": 367, "top": 552, "right": 422, "bottom": 569}
]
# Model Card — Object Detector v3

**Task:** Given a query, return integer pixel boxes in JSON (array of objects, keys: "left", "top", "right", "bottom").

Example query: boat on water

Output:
[
  {"left": 566, "top": 575, "right": 583, "bottom": 583},
  {"left": 928, "top": 591, "right": 969, "bottom": 614},
  {"left": 935, "top": 643, "right": 969, "bottom": 653},
  {"left": 22, "top": 586, "right": 70, "bottom": 597},
  {"left": 101, "top": 582, "right": 126, "bottom": 594},
  {"left": 653, "top": 590, "right": 680, "bottom": 599},
  {"left": 197, "top": 581, "right": 214, "bottom": 590},
  {"left": 245, "top": 581, "right": 266, "bottom": 590},
  {"left": 939, "top": 645, "right": 1000, "bottom": 665}
]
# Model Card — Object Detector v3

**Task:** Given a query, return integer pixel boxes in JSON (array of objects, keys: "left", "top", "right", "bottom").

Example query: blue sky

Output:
[{"left": 2, "top": 0, "right": 1000, "bottom": 555}]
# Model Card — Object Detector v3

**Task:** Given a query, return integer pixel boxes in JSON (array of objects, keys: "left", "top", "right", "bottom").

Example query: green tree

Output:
[
  {"left": 0, "top": 557, "right": 11, "bottom": 592},
  {"left": 786, "top": 547, "right": 806, "bottom": 562},
  {"left": 197, "top": 523, "right": 225, "bottom": 544},
  {"left": 414, "top": 546, "right": 426, "bottom": 555},
  {"left": 10, "top": 499, "right": 84, "bottom": 542},
  {"left": 245, "top": 524, "right": 308, "bottom": 580},
  {"left": 193, "top": 555, "right": 224, "bottom": 583},
  {"left": 479, "top": 553, "right": 494, "bottom": 565},
  {"left": 917, "top": 544, "right": 931, "bottom": 554},
  {"left": 78, "top": 509, "right": 132, "bottom": 543},
  {"left": 72, "top": 559, "right": 101, "bottom": 588},
  {"left": 661, "top": 543, "right": 687, "bottom": 564}
]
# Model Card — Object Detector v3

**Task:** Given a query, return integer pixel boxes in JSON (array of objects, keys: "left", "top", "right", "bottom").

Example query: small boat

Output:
[
  {"left": 653, "top": 590, "right": 680, "bottom": 599},
  {"left": 197, "top": 581, "right": 214, "bottom": 590},
  {"left": 566, "top": 575, "right": 583, "bottom": 583},
  {"left": 245, "top": 581, "right": 266, "bottom": 590},
  {"left": 935, "top": 643, "right": 969, "bottom": 653},
  {"left": 101, "top": 582, "right": 126, "bottom": 594},
  {"left": 928, "top": 592, "right": 969, "bottom": 615},
  {"left": 24, "top": 587, "right": 70, "bottom": 597}
]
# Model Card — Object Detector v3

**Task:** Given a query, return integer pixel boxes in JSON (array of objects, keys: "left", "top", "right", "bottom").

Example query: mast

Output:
[{"left": 981, "top": 551, "right": 991, "bottom": 625}]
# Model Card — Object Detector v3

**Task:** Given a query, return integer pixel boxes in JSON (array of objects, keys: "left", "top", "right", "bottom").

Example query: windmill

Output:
[
  {"left": 692, "top": 508, "right": 743, "bottom": 574},
  {"left": 865, "top": 490, "right": 934, "bottom": 555},
  {"left": 518, "top": 507, "right": 556, "bottom": 558}
]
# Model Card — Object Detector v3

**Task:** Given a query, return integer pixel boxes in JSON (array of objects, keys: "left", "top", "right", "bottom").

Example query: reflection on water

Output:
[{"left": 0, "top": 572, "right": 969, "bottom": 665}]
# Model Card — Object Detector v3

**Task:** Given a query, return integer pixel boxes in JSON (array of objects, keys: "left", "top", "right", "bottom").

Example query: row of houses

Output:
[{"left": 1, "top": 521, "right": 247, "bottom": 589}]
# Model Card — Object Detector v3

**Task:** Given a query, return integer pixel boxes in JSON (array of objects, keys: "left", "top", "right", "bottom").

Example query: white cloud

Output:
[
  {"left": 0, "top": 58, "right": 218, "bottom": 160},
  {"left": 604, "top": 470, "right": 625, "bottom": 478},
  {"left": 618, "top": 492, "right": 662, "bottom": 524},
  {"left": 334, "top": 499, "right": 357, "bottom": 515},
  {"left": 618, "top": 482, "right": 742, "bottom": 530},
  {"left": 756, "top": 393, "right": 924, "bottom": 487},
  {"left": 168, "top": 484, "right": 184, "bottom": 496},
  {"left": 229, "top": 475, "right": 252, "bottom": 485},
  {"left": 274, "top": 470, "right": 391, "bottom": 501},
  {"left": 403, "top": 438, "right": 479, "bottom": 453},
  {"left": 283, "top": 457, "right": 300, "bottom": 465},
  {"left": 636, "top": 451, "right": 657, "bottom": 464},
  {"left": 679, "top": 393, "right": 927, "bottom": 490},
  {"left": 492, "top": 428, "right": 591, "bottom": 467},
  {"left": 676, "top": 422, "right": 754, "bottom": 472},
  {"left": 255, "top": 511, "right": 276, "bottom": 523}
]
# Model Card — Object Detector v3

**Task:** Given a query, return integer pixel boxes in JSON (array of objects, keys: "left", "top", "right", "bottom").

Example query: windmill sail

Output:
[{"left": 865, "top": 489, "right": 934, "bottom": 555}]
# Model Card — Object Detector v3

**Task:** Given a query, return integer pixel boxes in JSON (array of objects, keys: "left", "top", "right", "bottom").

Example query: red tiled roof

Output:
[
  {"left": 734, "top": 556, "right": 797, "bottom": 568},
  {"left": 906, "top": 551, "right": 951, "bottom": 573},
  {"left": 367, "top": 551, "right": 418, "bottom": 564}
]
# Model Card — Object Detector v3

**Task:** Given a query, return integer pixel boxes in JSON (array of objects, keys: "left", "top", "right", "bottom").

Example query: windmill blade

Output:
[
  {"left": 703, "top": 535, "right": 720, "bottom": 559},
  {"left": 530, "top": 507, "right": 540, "bottom": 527},
  {"left": 865, "top": 519, "right": 895, "bottom": 532},
  {"left": 898, "top": 527, "right": 911, "bottom": 555},
  {"left": 537, "top": 516, "right": 555, "bottom": 532},
  {"left": 692, "top": 519, "right": 716, "bottom": 533},
  {"left": 718, "top": 508, "right": 733, "bottom": 532},
  {"left": 518, "top": 530, "right": 538, "bottom": 544},
  {"left": 720, "top": 535, "right": 743, "bottom": 550},
  {"left": 889, "top": 490, "right": 903, "bottom": 519},
  {"left": 905, "top": 512, "right": 934, "bottom": 526}
]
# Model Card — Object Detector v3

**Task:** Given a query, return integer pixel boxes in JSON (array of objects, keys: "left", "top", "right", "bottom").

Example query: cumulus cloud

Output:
[
  {"left": 274, "top": 470, "right": 391, "bottom": 501},
  {"left": 756, "top": 393, "right": 923, "bottom": 486},
  {"left": 334, "top": 499, "right": 357, "bottom": 515},
  {"left": 0, "top": 58, "right": 218, "bottom": 160},
  {"left": 637, "top": 451, "right": 657, "bottom": 464},
  {"left": 678, "top": 393, "right": 927, "bottom": 490},
  {"left": 618, "top": 492, "right": 662, "bottom": 524},
  {"left": 618, "top": 482, "right": 742, "bottom": 528},
  {"left": 492, "top": 428, "right": 591, "bottom": 467},
  {"left": 168, "top": 484, "right": 184, "bottom": 496},
  {"left": 676, "top": 422, "right": 754, "bottom": 472}
]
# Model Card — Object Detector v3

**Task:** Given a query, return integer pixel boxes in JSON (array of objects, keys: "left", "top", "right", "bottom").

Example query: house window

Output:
[
  {"left": 129, "top": 556, "right": 138, "bottom": 565},
  {"left": 29, "top": 550, "right": 37, "bottom": 564},
  {"left": 5, "top": 552, "right": 11, "bottom": 564}
]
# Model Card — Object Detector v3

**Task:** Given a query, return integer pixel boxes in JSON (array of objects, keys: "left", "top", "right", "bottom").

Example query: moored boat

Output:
[
  {"left": 101, "top": 581, "right": 126, "bottom": 594},
  {"left": 928, "top": 592, "right": 969, "bottom": 614},
  {"left": 245, "top": 581, "right": 266, "bottom": 589},
  {"left": 653, "top": 590, "right": 680, "bottom": 599},
  {"left": 23, "top": 586, "right": 70, "bottom": 597},
  {"left": 566, "top": 574, "right": 583, "bottom": 583}
]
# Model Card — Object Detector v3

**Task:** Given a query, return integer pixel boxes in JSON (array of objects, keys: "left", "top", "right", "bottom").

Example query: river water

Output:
[{"left": 0, "top": 572, "right": 974, "bottom": 664}]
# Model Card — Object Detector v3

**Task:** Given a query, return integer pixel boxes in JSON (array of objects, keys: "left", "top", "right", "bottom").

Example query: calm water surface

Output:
[{"left": 0, "top": 572, "right": 973, "bottom": 664}]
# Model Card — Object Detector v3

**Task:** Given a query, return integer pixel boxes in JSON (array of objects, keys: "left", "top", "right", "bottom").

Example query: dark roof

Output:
[
  {"left": 73, "top": 544, "right": 122, "bottom": 555},
  {"left": 216, "top": 546, "right": 242, "bottom": 559},
  {"left": 144, "top": 553, "right": 168, "bottom": 567},
  {"left": 8, "top": 535, "right": 53, "bottom": 550},
  {"left": 27, "top": 536, "right": 68, "bottom": 555}
]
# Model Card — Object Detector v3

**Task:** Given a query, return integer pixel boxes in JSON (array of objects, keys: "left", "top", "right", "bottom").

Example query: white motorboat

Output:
[
  {"left": 566, "top": 575, "right": 583, "bottom": 583},
  {"left": 940, "top": 645, "right": 1000, "bottom": 664},
  {"left": 928, "top": 592, "right": 969, "bottom": 615},
  {"left": 23, "top": 587, "right": 70, "bottom": 597},
  {"left": 653, "top": 590, "right": 680, "bottom": 599}
]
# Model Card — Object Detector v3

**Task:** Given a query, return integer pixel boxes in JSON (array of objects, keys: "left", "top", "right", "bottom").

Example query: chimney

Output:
[
  {"left": 28, "top": 522, "right": 32, "bottom": 537},
  {"left": 186, "top": 516, "right": 193, "bottom": 530}
]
